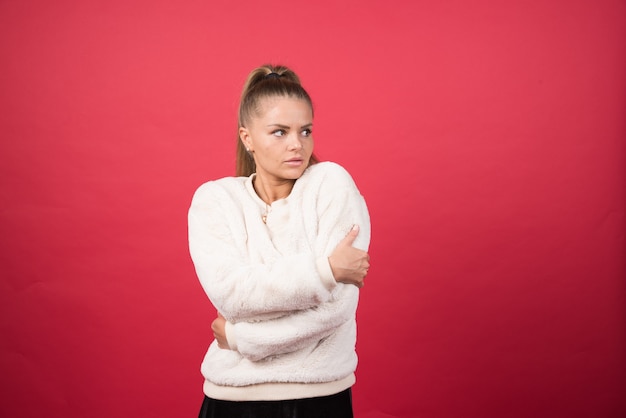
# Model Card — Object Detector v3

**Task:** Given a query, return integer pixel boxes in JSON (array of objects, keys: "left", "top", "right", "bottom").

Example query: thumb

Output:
[{"left": 342, "top": 224, "right": 360, "bottom": 246}]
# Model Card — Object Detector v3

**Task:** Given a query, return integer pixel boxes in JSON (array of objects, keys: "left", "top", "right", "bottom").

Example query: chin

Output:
[
  {"left": 288, "top": 171, "right": 307, "bottom": 180},
  {"left": 283, "top": 166, "right": 308, "bottom": 180}
]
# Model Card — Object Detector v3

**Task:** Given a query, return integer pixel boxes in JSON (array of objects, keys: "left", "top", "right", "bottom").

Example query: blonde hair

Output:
[{"left": 236, "top": 64, "right": 319, "bottom": 177}]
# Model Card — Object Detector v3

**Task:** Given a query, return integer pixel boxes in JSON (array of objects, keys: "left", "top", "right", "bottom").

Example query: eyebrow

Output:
[{"left": 266, "top": 123, "right": 313, "bottom": 129}]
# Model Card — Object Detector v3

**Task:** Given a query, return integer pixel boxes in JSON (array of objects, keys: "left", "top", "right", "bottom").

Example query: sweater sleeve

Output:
[
  {"left": 188, "top": 181, "right": 336, "bottom": 321},
  {"left": 313, "top": 164, "right": 371, "bottom": 255},
  {"left": 227, "top": 285, "right": 359, "bottom": 362}
]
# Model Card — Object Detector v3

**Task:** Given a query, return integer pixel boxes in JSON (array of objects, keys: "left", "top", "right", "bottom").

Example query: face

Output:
[{"left": 240, "top": 96, "right": 314, "bottom": 183}]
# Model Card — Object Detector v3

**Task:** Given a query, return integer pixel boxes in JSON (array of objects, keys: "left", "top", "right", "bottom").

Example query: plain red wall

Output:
[{"left": 1, "top": 1, "right": 624, "bottom": 417}]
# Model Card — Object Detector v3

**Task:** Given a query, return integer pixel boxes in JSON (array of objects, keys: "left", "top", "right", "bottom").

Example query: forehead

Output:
[{"left": 254, "top": 96, "right": 313, "bottom": 121}]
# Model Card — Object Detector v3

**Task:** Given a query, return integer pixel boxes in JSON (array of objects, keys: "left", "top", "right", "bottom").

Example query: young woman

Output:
[{"left": 188, "top": 64, "right": 371, "bottom": 418}]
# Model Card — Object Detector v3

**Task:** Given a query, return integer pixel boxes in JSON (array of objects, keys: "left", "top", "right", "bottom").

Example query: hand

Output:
[
  {"left": 328, "top": 225, "right": 370, "bottom": 289},
  {"left": 211, "top": 313, "right": 230, "bottom": 349}
]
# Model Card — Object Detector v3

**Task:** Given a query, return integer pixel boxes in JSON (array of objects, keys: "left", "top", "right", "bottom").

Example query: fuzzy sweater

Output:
[{"left": 188, "top": 162, "right": 371, "bottom": 401}]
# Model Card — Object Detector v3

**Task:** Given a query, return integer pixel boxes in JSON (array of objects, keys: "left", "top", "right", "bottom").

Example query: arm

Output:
[
  {"left": 188, "top": 181, "right": 336, "bottom": 321},
  {"left": 211, "top": 227, "right": 369, "bottom": 354},
  {"left": 314, "top": 167, "right": 371, "bottom": 289},
  {"left": 224, "top": 285, "right": 359, "bottom": 362}
]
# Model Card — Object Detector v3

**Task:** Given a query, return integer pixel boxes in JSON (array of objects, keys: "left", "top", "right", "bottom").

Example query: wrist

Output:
[
  {"left": 317, "top": 256, "right": 337, "bottom": 290},
  {"left": 224, "top": 321, "right": 237, "bottom": 351}
]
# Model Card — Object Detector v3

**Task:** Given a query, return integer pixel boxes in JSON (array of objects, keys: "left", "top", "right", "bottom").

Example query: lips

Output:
[{"left": 285, "top": 157, "right": 304, "bottom": 165}]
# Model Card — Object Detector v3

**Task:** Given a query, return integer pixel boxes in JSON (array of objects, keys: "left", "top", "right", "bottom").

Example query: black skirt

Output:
[{"left": 198, "top": 388, "right": 354, "bottom": 418}]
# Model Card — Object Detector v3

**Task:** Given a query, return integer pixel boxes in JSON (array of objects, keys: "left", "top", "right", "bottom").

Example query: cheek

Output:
[{"left": 261, "top": 143, "right": 283, "bottom": 160}]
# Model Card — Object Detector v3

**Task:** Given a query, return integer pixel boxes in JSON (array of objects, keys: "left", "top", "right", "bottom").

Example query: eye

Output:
[
  {"left": 272, "top": 129, "right": 286, "bottom": 137},
  {"left": 301, "top": 128, "right": 313, "bottom": 137}
]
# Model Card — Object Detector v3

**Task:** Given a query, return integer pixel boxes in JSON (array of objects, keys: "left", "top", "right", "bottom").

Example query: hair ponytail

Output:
[{"left": 235, "top": 64, "right": 318, "bottom": 177}]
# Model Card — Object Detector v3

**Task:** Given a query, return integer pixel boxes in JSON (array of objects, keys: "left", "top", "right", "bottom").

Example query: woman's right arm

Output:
[{"left": 188, "top": 182, "right": 336, "bottom": 321}]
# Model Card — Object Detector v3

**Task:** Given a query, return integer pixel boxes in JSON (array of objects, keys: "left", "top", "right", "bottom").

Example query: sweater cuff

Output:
[
  {"left": 225, "top": 321, "right": 238, "bottom": 351},
  {"left": 316, "top": 256, "right": 337, "bottom": 291}
]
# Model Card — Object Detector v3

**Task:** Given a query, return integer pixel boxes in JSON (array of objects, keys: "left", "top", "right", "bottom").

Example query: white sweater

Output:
[{"left": 188, "top": 162, "right": 371, "bottom": 401}]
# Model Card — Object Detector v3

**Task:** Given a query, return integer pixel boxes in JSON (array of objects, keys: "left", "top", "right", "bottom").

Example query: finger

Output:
[{"left": 342, "top": 225, "right": 360, "bottom": 245}]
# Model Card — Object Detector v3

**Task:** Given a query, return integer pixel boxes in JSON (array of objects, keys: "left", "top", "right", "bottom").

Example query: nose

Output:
[{"left": 287, "top": 133, "right": 303, "bottom": 150}]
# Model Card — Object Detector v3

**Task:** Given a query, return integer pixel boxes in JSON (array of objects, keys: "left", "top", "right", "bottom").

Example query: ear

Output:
[{"left": 239, "top": 127, "right": 252, "bottom": 152}]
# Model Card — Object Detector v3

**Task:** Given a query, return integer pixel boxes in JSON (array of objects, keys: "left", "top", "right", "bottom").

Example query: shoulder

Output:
[
  {"left": 301, "top": 161, "right": 357, "bottom": 189},
  {"left": 191, "top": 176, "right": 248, "bottom": 206}
]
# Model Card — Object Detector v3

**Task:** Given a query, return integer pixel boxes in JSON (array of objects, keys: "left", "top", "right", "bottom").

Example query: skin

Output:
[{"left": 212, "top": 95, "right": 370, "bottom": 350}]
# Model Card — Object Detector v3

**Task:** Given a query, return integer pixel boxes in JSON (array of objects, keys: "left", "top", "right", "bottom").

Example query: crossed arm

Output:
[{"left": 211, "top": 225, "right": 369, "bottom": 358}]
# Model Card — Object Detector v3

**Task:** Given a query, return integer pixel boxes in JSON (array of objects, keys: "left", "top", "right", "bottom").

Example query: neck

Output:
[{"left": 253, "top": 174, "right": 295, "bottom": 204}]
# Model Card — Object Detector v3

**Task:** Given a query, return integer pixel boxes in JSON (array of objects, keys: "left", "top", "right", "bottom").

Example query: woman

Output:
[{"left": 188, "top": 64, "right": 371, "bottom": 418}]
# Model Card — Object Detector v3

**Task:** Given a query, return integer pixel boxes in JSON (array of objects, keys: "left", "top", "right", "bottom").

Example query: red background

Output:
[{"left": 1, "top": 1, "right": 624, "bottom": 417}]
